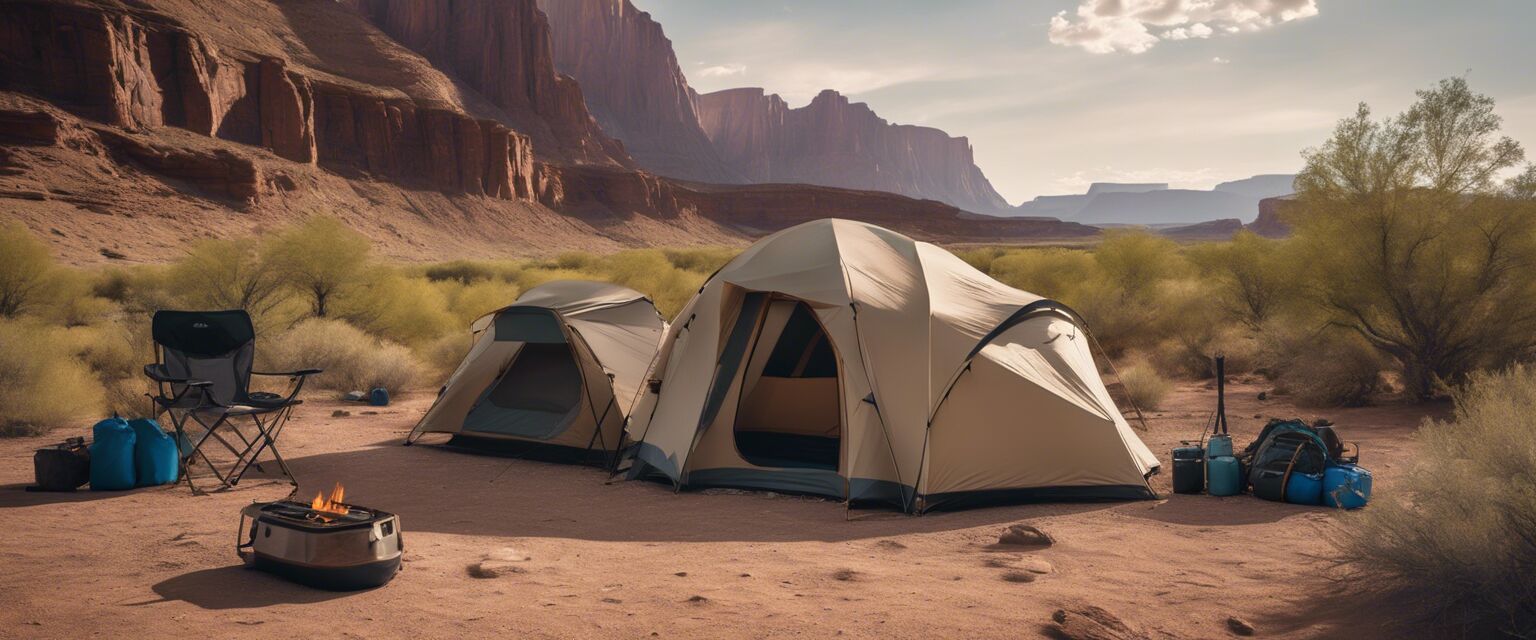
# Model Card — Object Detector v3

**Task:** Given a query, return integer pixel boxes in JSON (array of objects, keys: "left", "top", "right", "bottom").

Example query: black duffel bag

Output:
[{"left": 30, "top": 437, "right": 91, "bottom": 492}]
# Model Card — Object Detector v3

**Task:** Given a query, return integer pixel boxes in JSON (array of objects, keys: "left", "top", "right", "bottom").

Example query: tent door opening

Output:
[
  {"left": 732, "top": 298, "right": 842, "bottom": 471},
  {"left": 463, "top": 309, "right": 584, "bottom": 440}
]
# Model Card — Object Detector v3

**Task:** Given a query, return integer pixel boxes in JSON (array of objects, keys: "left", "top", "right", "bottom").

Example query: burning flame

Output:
[{"left": 309, "top": 482, "right": 348, "bottom": 519}]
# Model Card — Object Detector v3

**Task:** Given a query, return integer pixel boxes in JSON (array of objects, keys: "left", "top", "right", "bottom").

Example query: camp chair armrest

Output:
[
  {"left": 142, "top": 364, "right": 213, "bottom": 387},
  {"left": 252, "top": 368, "right": 323, "bottom": 378}
]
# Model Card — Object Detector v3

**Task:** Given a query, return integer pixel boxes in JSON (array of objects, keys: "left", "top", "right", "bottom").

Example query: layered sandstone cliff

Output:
[
  {"left": 345, "top": 0, "right": 629, "bottom": 168},
  {"left": 695, "top": 88, "right": 1013, "bottom": 214},
  {"left": 538, "top": 0, "right": 737, "bottom": 183},
  {"left": 0, "top": 1, "right": 537, "bottom": 201}
]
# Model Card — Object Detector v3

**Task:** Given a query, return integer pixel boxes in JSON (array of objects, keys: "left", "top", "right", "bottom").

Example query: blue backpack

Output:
[{"left": 129, "top": 418, "right": 179, "bottom": 486}]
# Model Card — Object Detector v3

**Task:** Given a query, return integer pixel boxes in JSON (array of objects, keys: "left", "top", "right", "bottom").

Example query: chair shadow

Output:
[
  {"left": 279, "top": 437, "right": 1129, "bottom": 544},
  {"left": 135, "top": 566, "right": 357, "bottom": 610}
]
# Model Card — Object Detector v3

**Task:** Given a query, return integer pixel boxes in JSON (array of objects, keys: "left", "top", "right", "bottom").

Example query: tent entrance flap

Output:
[
  {"left": 733, "top": 300, "right": 841, "bottom": 471},
  {"left": 463, "top": 342, "right": 583, "bottom": 439}
]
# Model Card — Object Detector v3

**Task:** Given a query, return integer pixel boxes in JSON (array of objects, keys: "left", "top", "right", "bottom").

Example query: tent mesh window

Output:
[{"left": 734, "top": 301, "right": 841, "bottom": 470}]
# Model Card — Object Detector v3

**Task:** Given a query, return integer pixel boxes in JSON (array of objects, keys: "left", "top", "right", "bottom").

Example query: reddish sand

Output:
[{"left": 0, "top": 381, "right": 1439, "bottom": 638}]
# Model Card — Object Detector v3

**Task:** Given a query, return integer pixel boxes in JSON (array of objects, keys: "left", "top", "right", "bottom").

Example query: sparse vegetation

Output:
[
  {"left": 1116, "top": 360, "right": 1171, "bottom": 411},
  {"left": 1339, "top": 365, "right": 1536, "bottom": 636}
]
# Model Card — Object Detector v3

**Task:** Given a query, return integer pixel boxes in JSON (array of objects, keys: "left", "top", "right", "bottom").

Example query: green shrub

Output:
[
  {"left": 422, "top": 332, "right": 472, "bottom": 379},
  {"left": 167, "top": 239, "right": 291, "bottom": 331},
  {"left": 987, "top": 248, "right": 1095, "bottom": 300},
  {"left": 663, "top": 247, "right": 738, "bottom": 273},
  {"left": 1338, "top": 365, "right": 1536, "bottom": 636},
  {"left": 444, "top": 278, "right": 521, "bottom": 327},
  {"left": 336, "top": 274, "right": 457, "bottom": 346},
  {"left": 952, "top": 247, "right": 1009, "bottom": 274},
  {"left": 259, "top": 318, "right": 422, "bottom": 393},
  {"left": 0, "top": 221, "right": 53, "bottom": 318},
  {"left": 263, "top": 216, "right": 371, "bottom": 318},
  {"left": 1116, "top": 360, "right": 1171, "bottom": 411},
  {"left": 0, "top": 320, "right": 105, "bottom": 436},
  {"left": 422, "top": 260, "right": 499, "bottom": 284},
  {"left": 1265, "top": 327, "right": 1384, "bottom": 406}
]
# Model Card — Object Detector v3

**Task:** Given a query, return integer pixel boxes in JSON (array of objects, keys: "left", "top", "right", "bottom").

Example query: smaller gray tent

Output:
[{"left": 407, "top": 281, "right": 666, "bottom": 460}]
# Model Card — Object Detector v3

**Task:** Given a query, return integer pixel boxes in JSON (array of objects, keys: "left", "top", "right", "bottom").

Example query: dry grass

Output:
[
  {"left": 0, "top": 320, "right": 104, "bottom": 436},
  {"left": 1337, "top": 365, "right": 1536, "bottom": 637},
  {"left": 1117, "top": 360, "right": 1171, "bottom": 411},
  {"left": 260, "top": 318, "right": 423, "bottom": 394}
]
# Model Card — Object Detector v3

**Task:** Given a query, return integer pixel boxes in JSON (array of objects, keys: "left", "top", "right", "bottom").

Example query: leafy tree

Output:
[
  {"left": 0, "top": 222, "right": 53, "bottom": 318},
  {"left": 263, "top": 217, "right": 371, "bottom": 318},
  {"left": 168, "top": 239, "right": 289, "bottom": 327},
  {"left": 1186, "top": 231, "right": 1299, "bottom": 331},
  {"left": 1293, "top": 77, "right": 1536, "bottom": 398}
]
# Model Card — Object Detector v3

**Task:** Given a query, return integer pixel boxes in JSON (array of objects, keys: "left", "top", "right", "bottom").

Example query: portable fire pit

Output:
[{"left": 237, "top": 484, "right": 402, "bottom": 591}]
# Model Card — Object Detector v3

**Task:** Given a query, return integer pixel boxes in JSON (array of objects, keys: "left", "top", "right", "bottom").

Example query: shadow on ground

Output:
[
  {"left": 281, "top": 438, "right": 1124, "bottom": 543},
  {"left": 135, "top": 566, "right": 360, "bottom": 610}
]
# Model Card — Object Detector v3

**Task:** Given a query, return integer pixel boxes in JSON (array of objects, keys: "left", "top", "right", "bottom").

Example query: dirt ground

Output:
[{"left": 0, "top": 381, "right": 1442, "bottom": 639}]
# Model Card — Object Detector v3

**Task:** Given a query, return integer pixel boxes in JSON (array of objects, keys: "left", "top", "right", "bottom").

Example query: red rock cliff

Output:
[
  {"left": 695, "top": 88, "right": 1013, "bottom": 214},
  {"left": 0, "top": 1, "right": 535, "bottom": 201},
  {"left": 537, "top": 0, "right": 739, "bottom": 183},
  {"left": 347, "top": 0, "right": 630, "bottom": 168}
]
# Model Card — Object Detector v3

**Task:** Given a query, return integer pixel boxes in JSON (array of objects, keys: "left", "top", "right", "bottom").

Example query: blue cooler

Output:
[
  {"left": 1207, "top": 456, "right": 1242, "bottom": 496},
  {"left": 89, "top": 417, "right": 137, "bottom": 490},
  {"left": 1324, "top": 464, "right": 1372, "bottom": 509},
  {"left": 1284, "top": 471, "right": 1324, "bottom": 505},
  {"left": 369, "top": 387, "right": 390, "bottom": 407}
]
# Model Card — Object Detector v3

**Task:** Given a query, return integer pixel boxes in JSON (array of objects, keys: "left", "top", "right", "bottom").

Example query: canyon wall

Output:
[
  {"left": 538, "top": 0, "right": 737, "bottom": 183},
  {"left": 695, "top": 88, "right": 1013, "bottom": 214},
  {"left": 0, "top": 1, "right": 536, "bottom": 202},
  {"left": 346, "top": 0, "right": 629, "bottom": 168}
]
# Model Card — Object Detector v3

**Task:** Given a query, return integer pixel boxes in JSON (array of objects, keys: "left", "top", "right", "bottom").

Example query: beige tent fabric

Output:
[
  {"left": 408, "top": 281, "right": 666, "bottom": 451},
  {"left": 625, "top": 219, "right": 1159, "bottom": 511}
]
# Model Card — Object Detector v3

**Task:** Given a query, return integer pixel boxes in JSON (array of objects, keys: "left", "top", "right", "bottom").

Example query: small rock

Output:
[
  {"left": 1257, "top": 391, "right": 1268, "bottom": 401},
  {"left": 1001, "top": 571, "right": 1036, "bottom": 583},
  {"left": 874, "top": 539, "right": 908, "bottom": 551},
  {"left": 343, "top": 391, "right": 367, "bottom": 402},
  {"left": 1253, "top": 414, "right": 1263, "bottom": 419},
  {"left": 674, "top": 571, "right": 688, "bottom": 577},
  {"left": 1049, "top": 604, "right": 1149, "bottom": 640},
  {"left": 831, "top": 569, "right": 858, "bottom": 581},
  {"left": 1226, "top": 616, "right": 1255, "bottom": 636},
  {"left": 362, "top": 411, "right": 380, "bottom": 415},
  {"left": 739, "top": 573, "right": 751, "bottom": 578},
  {"left": 601, "top": 597, "right": 622, "bottom": 604},
  {"left": 686, "top": 595, "right": 708, "bottom": 604},
  {"left": 467, "top": 547, "right": 531, "bottom": 579},
  {"left": 998, "top": 523, "right": 1054, "bottom": 547},
  {"left": 331, "top": 410, "right": 351, "bottom": 418},
  {"left": 1020, "top": 557, "right": 1054, "bottom": 574}
]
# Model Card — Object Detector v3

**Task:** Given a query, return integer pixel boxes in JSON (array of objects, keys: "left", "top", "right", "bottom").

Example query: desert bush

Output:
[
  {"left": 422, "top": 332, "right": 472, "bottom": 379},
  {"left": 259, "top": 318, "right": 422, "bottom": 393},
  {"left": 66, "top": 319, "right": 154, "bottom": 416},
  {"left": 167, "top": 238, "right": 290, "bottom": 330},
  {"left": 1186, "top": 231, "right": 1301, "bottom": 330},
  {"left": 0, "top": 320, "right": 105, "bottom": 436},
  {"left": 986, "top": 247, "right": 1096, "bottom": 301},
  {"left": 952, "top": 247, "right": 1009, "bottom": 274},
  {"left": 598, "top": 250, "right": 706, "bottom": 318},
  {"left": 1116, "top": 359, "right": 1171, "bottom": 411},
  {"left": 1264, "top": 326, "right": 1384, "bottom": 406},
  {"left": 0, "top": 221, "right": 56, "bottom": 318},
  {"left": 444, "top": 278, "right": 521, "bottom": 327},
  {"left": 1338, "top": 365, "right": 1536, "bottom": 636},
  {"left": 553, "top": 250, "right": 599, "bottom": 271},
  {"left": 263, "top": 217, "right": 372, "bottom": 318},
  {"left": 663, "top": 247, "right": 738, "bottom": 273},
  {"left": 422, "top": 260, "right": 498, "bottom": 284},
  {"left": 335, "top": 273, "right": 456, "bottom": 346},
  {"left": 1293, "top": 78, "right": 1536, "bottom": 397}
]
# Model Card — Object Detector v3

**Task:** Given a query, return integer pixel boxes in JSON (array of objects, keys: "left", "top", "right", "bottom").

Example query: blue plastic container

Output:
[
  {"left": 1324, "top": 464, "right": 1373, "bottom": 509},
  {"left": 1284, "top": 471, "right": 1324, "bottom": 505},
  {"left": 89, "top": 417, "right": 136, "bottom": 490},
  {"left": 129, "top": 418, "right": 179, "bottom": 486},
  {"left": 1207, "top": 455, "right": 1242, "bottom": 496},
  {"left": 1206, "top": 434, "right": 1234, "bottom": 458},
  {"left": 369, "top": 387, "right": 390, "bottom": 407}
]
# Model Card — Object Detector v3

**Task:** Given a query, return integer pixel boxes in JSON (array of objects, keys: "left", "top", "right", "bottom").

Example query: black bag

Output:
[
  {"left": 1243, "top": 420, "right": 1333, "bottom": 502},
  {"left": 30, "top": 437, "right": 91, "bottom": 492}
]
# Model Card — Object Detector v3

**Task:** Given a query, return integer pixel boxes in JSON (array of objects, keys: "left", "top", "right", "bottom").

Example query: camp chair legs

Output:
[{"left": 165, "top": 407, "right": 297, "bottom": 495}]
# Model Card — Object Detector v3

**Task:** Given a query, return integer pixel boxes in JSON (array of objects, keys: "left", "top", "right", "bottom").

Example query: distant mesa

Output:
[{"left": 1009, "top": 175, "right": 1297, "bottom": 225}]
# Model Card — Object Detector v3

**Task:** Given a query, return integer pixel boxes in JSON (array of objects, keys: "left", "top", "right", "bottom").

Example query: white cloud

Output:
[
  {"left": 1048, "top": 0, "right": 1319, "bottom": 54},
  {"left": 697, "top": 63, "right": 747, "bottom": 78},
  {"left": 1212, "top": 56, "right": 1231, "bottom": 64}
]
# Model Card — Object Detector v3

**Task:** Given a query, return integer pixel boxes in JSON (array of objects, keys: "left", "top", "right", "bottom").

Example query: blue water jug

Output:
[
  {"left": 369, "top": 387, "right": 390, "bottom": 407},
  {"left": 89, "top": 417, "right": 136, "bottom": 490},
  {"left": 129, "top": 418, "right": 179, "bottom": 486},
  {"left": 1207, "top": 455, "right": 1241, "bottom": 496},
  {"left": 1284, "top": 471, "right": 1324, "bottom": 505},
  {"left": 1324, "top": 464, "right": 1372, "bottom": 509},
  {"left": 1206, "top": 434, "right": 1234, "bottom": 458}
]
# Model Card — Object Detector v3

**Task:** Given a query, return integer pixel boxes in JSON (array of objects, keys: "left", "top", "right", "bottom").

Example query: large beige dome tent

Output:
[
  {"left": 622, "top": 219, "right": 1159, "bottom": 512},
  {"left": 408, "top": 281, "right": 666, "bottom": 463}
]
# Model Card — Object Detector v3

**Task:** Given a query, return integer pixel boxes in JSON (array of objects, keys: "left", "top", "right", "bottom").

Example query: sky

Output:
[{"left": 641, "top": 0, "right": 1536, "bottom": 204}]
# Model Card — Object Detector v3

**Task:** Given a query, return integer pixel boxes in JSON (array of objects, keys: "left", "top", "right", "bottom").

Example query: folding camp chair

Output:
[{"left": 143, "top": 310, "right": 320, "bottom": 493}]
